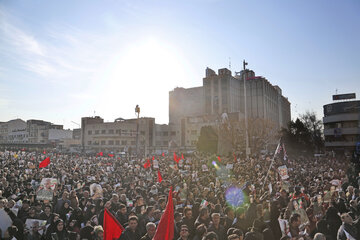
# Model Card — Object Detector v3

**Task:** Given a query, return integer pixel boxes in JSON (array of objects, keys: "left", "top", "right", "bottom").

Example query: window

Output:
[
  {"left": 163, "top": 141, "right": 168, "bottom": 146},
  {"left": 156, "top": 141, "right": 162, "bottom": 145},
  {"left": 140, "top": 131, "right": 145, "bottom": 135},
  {"left": 101, "top": 140, "right": 106, "bottom": 145},
  {"left": 121, "top": 140, "right": 127, "bottom": 145},
  {"left": 95, "top": 130, "right": 99, "bottom": 135},
  {"left": 88, "top": 130, "right": 92, "bottom": 135},
  {"left": 163, "top": 131, "right": 168, "bottom": 136},
  {"left": 88, "top": 141, "right": 92, "bottom": 145},
  {"left": 131, "top": 141, "right": 136, "bottom": 145},
  {"left": 116, "top": 129, "right": 121, "bottom": 134},
  {"left": 171, "top": 131, "right": 176, "bottom": 136},
  {"left": 108, "top": 129, "right": 114, "bottom": 134},
  {"left": 140, "top": 140, "right": 145, "bottom": 145},
  {"left": 108, "top": 140, "right": 114, "bottom": 145},
  {"left": 115, "top": 140, "right": 120, "bottom": 145},
  {"left": 101, "top": 130, "right": 106, "bottom": 134}
]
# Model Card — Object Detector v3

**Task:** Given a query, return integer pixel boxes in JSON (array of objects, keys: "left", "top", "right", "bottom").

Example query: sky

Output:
[{"left": 0, "top": 0, "right": 359, "bottom": 129}]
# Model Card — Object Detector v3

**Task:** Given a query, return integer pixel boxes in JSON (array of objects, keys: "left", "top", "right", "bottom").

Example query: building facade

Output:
[
  {"left": 169, "top": 67, "right": 291, "bottom": 152},
  {"left": 81, "top": 116, "right": 155, "bottom": 154},
  {"left": 323, "top": 100, "right": 360, "bottom": 153},
  {"left": 0, "top": 119, "right": 27, "bottom": 143}
]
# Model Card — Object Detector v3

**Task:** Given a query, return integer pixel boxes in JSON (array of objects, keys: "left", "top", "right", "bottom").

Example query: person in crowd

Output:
[
  {"left": 50, "top": 219, "right": 76, "bottom": 240},
  {"left": 140, "top": 222, "right": 156, "bottom": 240},
  {"left": 120, "top": 216, "right": 142, "bottom": 240},
  {"left": 337, "top": 213, "right": 358, "bottom": 240},
  {"left": 0, "top": 149, "right": 357, "bottom": 240},
  {"left": 177, "top": 224, "right": 190, "bottom": 240},
  {"left": 93, "top": 225, "right": 104, "bottom": 240},
  {"left": 208, "top": 213, "right": 226, "bottom": 240}
]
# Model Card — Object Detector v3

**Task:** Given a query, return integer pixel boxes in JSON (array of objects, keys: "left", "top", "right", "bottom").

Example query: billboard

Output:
[{"left": 333, "top": 93, "right": 356, "bottom": 101}]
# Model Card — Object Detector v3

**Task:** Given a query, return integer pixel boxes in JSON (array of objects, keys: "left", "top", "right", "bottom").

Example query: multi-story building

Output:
[
  {"left": 169, "top": 87, "right": 204, "bottom": 125},
  {"left": 81, "top": 116, "right": 155, "bottom": 154},
  {"left": 169, "top": 67, "right": 291, "bottom": 151},
  {"left": 154, "top": 124, "right": 170, "bottom": 153},
  {"left": 323, "top": 97, "right": 360, "bottom": 153},
  {"left": 27, "top": 120, "right": 64, "bottom": 144},
  {"left": 0, "top": 119, "right": 27, "bottom": 143},
  {"left": 204, "top": 68, "right": 242, "bottom": 115},
  {"left": 235, "top": 70, "right": 290, "bottom": 129}
]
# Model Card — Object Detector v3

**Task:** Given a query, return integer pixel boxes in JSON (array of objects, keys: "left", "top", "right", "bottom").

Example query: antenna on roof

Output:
[{"left": 229, "top": 57, "right": 231, "bottom": 70}]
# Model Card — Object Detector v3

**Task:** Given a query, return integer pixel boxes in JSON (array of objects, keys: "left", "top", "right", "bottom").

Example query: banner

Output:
[
  {"left": 153, "top": 160, "right": 159, "bottom": 169},
  {"left": 36, "top": 178, "right": 57, "bottom": 201},
  {"left": 226, "top": 164, "right": 233, "bottom": 169},
  {"left": 90, "top": 183, "right": 103, "bottom": 199},
  {"left": 278, "top": 165, "right": 289, "bottom": 180},
  {"left": 25, "top": 219, "right": 47, "bottom": 235}
]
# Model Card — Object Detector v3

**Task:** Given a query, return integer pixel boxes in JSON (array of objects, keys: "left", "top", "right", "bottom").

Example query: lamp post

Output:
[
  {"left": 135, "top": 105, "right": 140, "bottom": 158},
  {"left": 243, "top": 60, "right": 250, "bottom": 159}
]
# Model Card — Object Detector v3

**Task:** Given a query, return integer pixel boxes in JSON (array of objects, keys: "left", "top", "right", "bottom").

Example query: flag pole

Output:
[{"left": 262, "top": 138, "right": 281, "bottom": 190}]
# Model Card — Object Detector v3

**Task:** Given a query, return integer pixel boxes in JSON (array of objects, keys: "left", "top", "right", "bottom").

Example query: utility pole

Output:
[
  {"left": 243, "top": 60, "right": 250, "bottom": 159},
  {"left": 135, "top": 105, "right": 140, "bottom": 158}
]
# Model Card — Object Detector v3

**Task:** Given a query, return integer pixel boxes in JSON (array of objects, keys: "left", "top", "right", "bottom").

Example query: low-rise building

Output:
[
  {"left": 0, "top": 119, "right": 27, "bottom": 143},
  {"left": 323, "top": 96, "right": 360, "bottom": 154},
  {"left": 81, "top": 116, "right": 155, "bottom": 155}
]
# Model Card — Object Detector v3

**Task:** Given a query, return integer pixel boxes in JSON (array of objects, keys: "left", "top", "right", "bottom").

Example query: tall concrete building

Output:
[
  {"left": 235, "top": 70, "right": 291, "bottom": 129},
  {"left": 204, "top": 68, "right": 242, "bottom": 115},
  {"left": 169, "top": 87, "right": 204, "bottom": 125},
  {"left": 168, "top": 86, "right": 205, "bottom": 147},
  {"left": 169, "top": 67, "right": 291, "bottom": 151}
]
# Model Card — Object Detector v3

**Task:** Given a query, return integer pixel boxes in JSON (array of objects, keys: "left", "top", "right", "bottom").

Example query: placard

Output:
[{"left": 36, "top": 178, "right": 57, "bottom": 201}]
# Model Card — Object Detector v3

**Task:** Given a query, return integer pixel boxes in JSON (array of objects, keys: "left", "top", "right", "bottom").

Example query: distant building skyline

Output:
[{"left": 1, "top": 1, "right": 359, "bottom": 129}]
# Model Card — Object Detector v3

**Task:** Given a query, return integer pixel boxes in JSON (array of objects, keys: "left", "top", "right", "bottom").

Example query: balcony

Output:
[
  {"left": 323, "top": 113, "right": 360, "bottom": 124},
  {"left": 325, "top": 141, "right": 357, "bottom": 147},
  {"left": 324, "top": 127, "right": 360, "bottom": 136}
]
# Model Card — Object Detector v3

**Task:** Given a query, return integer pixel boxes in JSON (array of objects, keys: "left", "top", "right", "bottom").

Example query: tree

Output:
[
  {"left": 197, "top": 126, "right": 218, "bottom": 154},
  {"left": 300, "top": 111, "right": 324, "bottom": 152},
  {"left": 281, "top": 111, "right": 324, "bottom": 154}
]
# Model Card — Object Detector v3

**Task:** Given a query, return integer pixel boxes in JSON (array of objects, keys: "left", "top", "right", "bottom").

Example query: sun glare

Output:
[{"left": 102, "top": 37, "right": 189, "bottom": 121}]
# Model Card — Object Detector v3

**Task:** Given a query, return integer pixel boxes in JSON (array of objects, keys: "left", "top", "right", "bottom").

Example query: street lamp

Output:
[
  {"left": 135, "top": 105, "right": 140, "bottom": 158},
  {"left": 243, "top": 60, "right": 250, "bottom": 159}
]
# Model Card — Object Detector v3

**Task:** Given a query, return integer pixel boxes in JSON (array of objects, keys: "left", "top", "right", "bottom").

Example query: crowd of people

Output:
[{"left": 0, "top": 148, "right": 359, "bottom": 240}]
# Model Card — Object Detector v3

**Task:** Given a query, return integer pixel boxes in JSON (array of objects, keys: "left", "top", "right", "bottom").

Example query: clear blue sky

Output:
[{"left": 1, "top": 0, "right": 359, "bottom": 129}]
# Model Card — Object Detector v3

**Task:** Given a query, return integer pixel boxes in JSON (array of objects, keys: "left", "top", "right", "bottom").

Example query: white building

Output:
[{"left": 0, "top": 119, "right": 27, "bottom": 143}]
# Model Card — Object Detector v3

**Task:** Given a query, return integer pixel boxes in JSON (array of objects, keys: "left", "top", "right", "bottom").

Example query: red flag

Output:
[
  {"left": 152, "top": 156, "right": 155, "bottom": 161},
  {"left": 143, "top": 159, "right": 151, "bottom": 169},
  {"left": 153, "top": 187, "right": 174, "bottom": 240},
  {"left": 173, "top": 152, "right": 180, "bottom": 163},
  {"left": 39, "top": 157, "right": 50, "bottom": 168},
  {"left": 158, "top": 170, "right": 163, "bottom": 183},
  {"left": 217, "top": 156, "right": 221, "bottom": 162},
  {"left": 97, "top": 152, "right": 103, "bottom": 156},
  {"left": 103, "top": 208, "right": 124, "bottom": 240},
  {"left": 108, "top": 154, "right": 114, "bottom": 157},
  {"left": 43, "top": 150, "right": 46, "bottom": 154},
  {"left": 162, "top": 152, "right": 165, "bottom": 157},
  {"left": 181, "top": 154, "right": 184, "bottom": 160}
]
